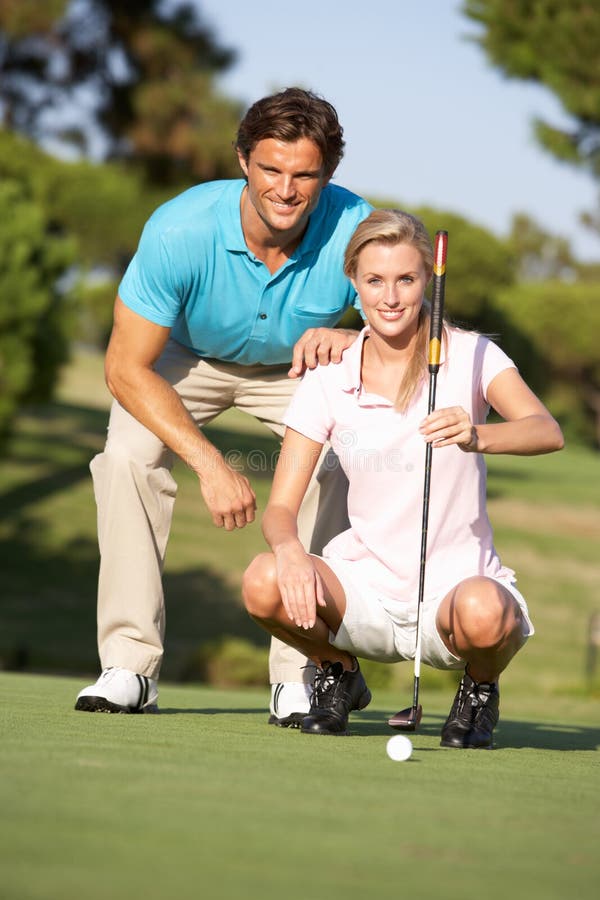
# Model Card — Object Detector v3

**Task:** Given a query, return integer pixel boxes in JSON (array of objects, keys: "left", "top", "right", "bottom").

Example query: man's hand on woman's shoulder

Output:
[{"left": 288, "top": 328, "right": 360, "bottom": 378}]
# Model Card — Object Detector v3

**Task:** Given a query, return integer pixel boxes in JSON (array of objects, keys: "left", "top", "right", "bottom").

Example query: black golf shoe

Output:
[
  {"left": 300, "top": 660, "right": 371, "bottom": 736},
  {"left": 440, "top": 669, "right": 499, "bottom": 749}
]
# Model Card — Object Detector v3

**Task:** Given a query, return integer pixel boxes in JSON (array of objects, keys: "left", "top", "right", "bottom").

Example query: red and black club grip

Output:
[{"left": 428, "top": 230, "right": 448, "bottom": 372}]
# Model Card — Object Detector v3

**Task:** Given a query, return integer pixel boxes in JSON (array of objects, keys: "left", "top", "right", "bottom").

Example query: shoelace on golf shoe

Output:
[
  {"left": 311, "top": 663, "right": 350, "bottom": 710},
  {"left": 451, "top": 677, "right": 497, "bottom": 728}
]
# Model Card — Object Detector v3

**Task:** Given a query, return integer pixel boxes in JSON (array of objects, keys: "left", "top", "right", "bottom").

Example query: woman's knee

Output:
[
  {"left": 448, "top": 578, "right": 521, "bottom": 648},
  {"left": 242, "top": 553, "right": 279, "bottom": 618}
]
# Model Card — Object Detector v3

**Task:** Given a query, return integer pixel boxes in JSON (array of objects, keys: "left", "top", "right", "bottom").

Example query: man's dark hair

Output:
[{"left": 235, "top": 87, "right": 345, "bottom": 177}]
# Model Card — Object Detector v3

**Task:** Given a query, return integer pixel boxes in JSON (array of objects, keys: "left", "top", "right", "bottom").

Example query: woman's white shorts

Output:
[{"left": 319, "top": 556, "right": 535, "bottom": 670}]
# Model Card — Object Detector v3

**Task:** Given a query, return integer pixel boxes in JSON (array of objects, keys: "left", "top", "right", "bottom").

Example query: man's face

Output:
[{"left": 238, "top": 137, "right": 330, "bottom": 237}]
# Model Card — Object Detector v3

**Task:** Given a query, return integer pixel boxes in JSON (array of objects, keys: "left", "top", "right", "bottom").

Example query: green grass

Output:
[
  {"left": 1, "top": 350, "right": 599, "bottom": 899},
  {"left": 486, "top": 442, "right": 600, "bottom": 507},
  {"left": 485, "top": 450, "right": 600, "bottom": 697},
  {"left": 1, "top": 672, "right": 599, "bottom": 900}
]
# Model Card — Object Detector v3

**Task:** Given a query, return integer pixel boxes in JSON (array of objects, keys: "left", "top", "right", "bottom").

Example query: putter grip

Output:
[{"left": 429, "top": 230, "right": 448, "bottom": 369}]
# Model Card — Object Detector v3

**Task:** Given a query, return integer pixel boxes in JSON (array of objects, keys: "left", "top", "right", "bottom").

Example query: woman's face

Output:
[{"left": 352, "top": 241, "right": 431, "bottom": 345}]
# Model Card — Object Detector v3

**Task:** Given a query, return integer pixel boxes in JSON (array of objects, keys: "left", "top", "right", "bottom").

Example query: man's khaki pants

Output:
[{"left": 91, "top": 340, "right": 349, "bottom": 682}]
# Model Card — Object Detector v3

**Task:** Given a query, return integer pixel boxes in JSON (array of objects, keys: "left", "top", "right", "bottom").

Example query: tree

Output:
[
  {"left": 0, "top": 127, "right": 166, "bottom": 263},
  {"left": 463, "top": 0, "right": 600, "bottom": 243},
  {"left": 411, "top": 205, "right": 552, "bottom": 395},
  {"left": 0, "top": 0, "right": 244, "bottom": 185},
  {"left": 463, "top": 1, "right": 600, "bottom": 175},
  {"left": 413, "top": 206, "right": 516, "bottom": 324},
  {"left": 495, "top": 280, "right": 600, "bottom": 446},
  {"left": 0, "top": 127, "right": 173, "bottom": 351},
  {"left": 0, "top": 173, "right": 76, "bottom": 443},
  {"left": 508, "top": 212, "right": 576, "bottom": 282},
  {"left": 462, "top": 2, "right": 600, "bottom": 444}
]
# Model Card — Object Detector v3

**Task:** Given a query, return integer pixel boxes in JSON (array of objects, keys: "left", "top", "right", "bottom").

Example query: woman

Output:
[{"left": 242, "top": 209, "right": 564, "bottom": 748}]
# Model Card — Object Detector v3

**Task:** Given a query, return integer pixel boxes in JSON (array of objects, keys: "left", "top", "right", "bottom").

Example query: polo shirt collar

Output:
[
  {"left": 339, "top": 323, "right": 450, "bottom": 402},
  {"left": 339, "top": 326, "right": 369, "bottom": 394},
  {"left": 293, "top": 188, "right": 331, "bottom": 257},
  {"left": 221, "top": 181, "right": 248, "bottom": 252},
  {"left": 221, "top": 181, "right": 330, "bottom": 259}
]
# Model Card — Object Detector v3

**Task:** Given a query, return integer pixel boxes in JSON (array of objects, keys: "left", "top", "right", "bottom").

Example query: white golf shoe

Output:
[
  {"left": 268, "top": 681, "right": 313, "bottom": 728},
  {"left": 75, "top": 667, "right": 159, "bottom": 714}
]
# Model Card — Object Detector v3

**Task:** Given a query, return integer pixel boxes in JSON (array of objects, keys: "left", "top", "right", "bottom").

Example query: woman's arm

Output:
[
  {"left": 420, "top": 368, "right": 564, "bottom": 456},
  {"left": 263, "top": 428, "right": 327, "bottom": 629},
  {"left": 263, "top": 428, "right": 324, "bottom": 545}
]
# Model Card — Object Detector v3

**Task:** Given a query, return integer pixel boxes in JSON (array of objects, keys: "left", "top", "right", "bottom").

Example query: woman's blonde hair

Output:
[{"left": 343, "top": 209, "right": 441, "bottom": 412}]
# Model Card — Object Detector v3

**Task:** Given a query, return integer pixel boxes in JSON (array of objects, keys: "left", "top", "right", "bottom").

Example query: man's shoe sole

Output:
[
  {"left": 267, "top": 712, "right": 305, "bottom": 729},
  {"left": 75, "top": 696, "right": 159, "bottom": 714}
]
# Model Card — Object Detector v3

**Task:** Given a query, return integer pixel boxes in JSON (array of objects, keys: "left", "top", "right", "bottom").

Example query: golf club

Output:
[{"left": 388, "top": 229, "right": 448, "bottom": 732}]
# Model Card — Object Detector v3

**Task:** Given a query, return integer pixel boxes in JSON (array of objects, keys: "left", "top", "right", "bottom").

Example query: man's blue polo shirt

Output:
[{"left": 118, "top": 179, "right": 372, "bottom": 366}]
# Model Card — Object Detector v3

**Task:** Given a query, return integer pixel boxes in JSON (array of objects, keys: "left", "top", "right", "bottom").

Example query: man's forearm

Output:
[{"left": 107, "top": 366, "right": 223, "bottom": 477}]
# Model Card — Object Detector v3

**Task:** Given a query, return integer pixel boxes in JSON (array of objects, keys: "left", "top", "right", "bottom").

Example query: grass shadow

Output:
[
  {"left": 0, "top": 399, "right": 275, "bottom": 679},
  {"left": 0, "top": 515, "right": 266, "bottom": 678},
  {"left": 495, "top": 718, "right": 600, "bottom": 751},
  {"left": 162, "top": 568, "right": 269, "bottom": 682},
  {"left": 128, "top": 705, "right": 600, "bottom": 751},
  {"left": 7, "top": 400, "right": 280, "bottom": 480},
  {"left": 350, "top": 709, "right": 600, "bottom": 749},
  {"left": 0, "top": 463, "right": 92, "bottom": 518},
  {"left": 158, "top": 707, "right": 266, "bottom": 715}
]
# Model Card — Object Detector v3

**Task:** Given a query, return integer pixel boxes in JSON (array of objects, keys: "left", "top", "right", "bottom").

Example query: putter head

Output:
[{"left": 387, "top": 704, "right": 423, "bottom": 732}]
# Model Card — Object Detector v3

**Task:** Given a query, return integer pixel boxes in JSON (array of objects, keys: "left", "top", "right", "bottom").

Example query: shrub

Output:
[{"left": 181, "top": 637, "right": 269, "bottom": 687}]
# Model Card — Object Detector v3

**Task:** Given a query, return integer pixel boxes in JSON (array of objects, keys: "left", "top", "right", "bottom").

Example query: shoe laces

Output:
[
  {"left": 468, "top": 681, "right": 493, "bottom": 708},
  {"left": 311, "top": 662, "right": 347, "bottom": 709},
  {"left": 455, "top": 677, "right": 497, "bottom": 725}
]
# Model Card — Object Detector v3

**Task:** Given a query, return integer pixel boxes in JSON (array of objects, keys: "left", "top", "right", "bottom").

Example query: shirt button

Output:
[{"left": 259, "top": 313, "right": 267, "bottom": 320}]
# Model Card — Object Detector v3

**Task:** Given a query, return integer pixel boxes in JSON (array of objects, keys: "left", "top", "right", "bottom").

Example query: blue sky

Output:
[{"left": 198, "top": 0, "right": 598, "bottom": 262}]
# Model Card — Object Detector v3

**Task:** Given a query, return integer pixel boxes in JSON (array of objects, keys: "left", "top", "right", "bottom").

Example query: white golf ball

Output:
[{"left": 386, "top": 735, "right": 413, "bottom": 761}]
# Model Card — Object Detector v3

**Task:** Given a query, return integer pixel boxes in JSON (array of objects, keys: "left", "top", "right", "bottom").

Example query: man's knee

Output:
[
  {"left": 242, "top": 553, "right": 279, "bottom": 618},
  {"left": 103, "top": 403, "right": 173, "bottom": 468}
]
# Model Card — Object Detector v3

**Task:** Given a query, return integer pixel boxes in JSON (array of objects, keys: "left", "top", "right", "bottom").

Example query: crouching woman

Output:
[{"left": 242, "top": 209, "right": 564, "bottom": 747}]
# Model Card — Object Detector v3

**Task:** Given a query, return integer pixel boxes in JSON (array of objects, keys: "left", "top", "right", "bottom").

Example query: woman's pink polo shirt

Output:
[{"left": 283, "top": 326, "right": 518, "bottom": 608}]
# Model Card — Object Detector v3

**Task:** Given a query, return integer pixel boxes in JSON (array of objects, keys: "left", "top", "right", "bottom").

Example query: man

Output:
[{"left": 75, "top": 87, "right": 372, "bottom": 722}]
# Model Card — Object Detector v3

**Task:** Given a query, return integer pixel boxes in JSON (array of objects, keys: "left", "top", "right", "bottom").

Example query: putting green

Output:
[{"left": 1, "top": 672, "right": 598, "bottom": 900}]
